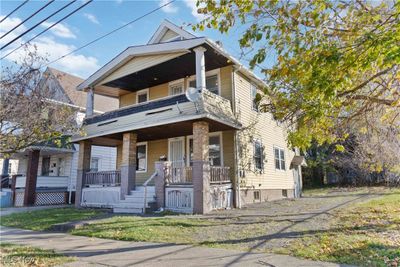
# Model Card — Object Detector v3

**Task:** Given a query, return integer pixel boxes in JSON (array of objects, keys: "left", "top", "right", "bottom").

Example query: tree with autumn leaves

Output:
[{"left": 195, "top": 0, "right": 399, "bottom": 179}]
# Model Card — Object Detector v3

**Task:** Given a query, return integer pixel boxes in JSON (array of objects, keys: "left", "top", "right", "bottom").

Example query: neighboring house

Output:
[
  {"left": 2, "top": 68, "right": 118, "bottom": 207},
  {"left": 71, "top": 20, "right": 306, "bottom": 214}
]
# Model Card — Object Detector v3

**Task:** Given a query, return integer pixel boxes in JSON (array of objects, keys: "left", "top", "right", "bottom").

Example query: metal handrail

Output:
[{"left": 143, "top": 171, "right": 157, "bottom": 214}]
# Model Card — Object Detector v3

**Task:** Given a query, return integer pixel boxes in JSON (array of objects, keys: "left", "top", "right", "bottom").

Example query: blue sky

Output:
[{"left": 0, "top": 0, "right": 266, "bottom": 78}]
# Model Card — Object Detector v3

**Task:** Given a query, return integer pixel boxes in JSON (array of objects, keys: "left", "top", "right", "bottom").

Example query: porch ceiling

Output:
[
  {"left": 100, "top": 44, "right": 232, "bottom": 93},
  {"left": 89, "top": 118, "right": 234, "bottom": 146}
]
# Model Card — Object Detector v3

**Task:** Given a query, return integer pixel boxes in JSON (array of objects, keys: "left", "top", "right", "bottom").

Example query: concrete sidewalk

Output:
[{"left": 0, "top": 226, "right": 352, "bottom": 267}]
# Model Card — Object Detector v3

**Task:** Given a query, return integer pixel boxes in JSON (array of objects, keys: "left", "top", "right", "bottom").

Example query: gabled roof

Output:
[
  {"left": 46, "top": 68, "right": 118, "bottom": 112},
  {"left": 148, "top": 19, "right": 196, "bottom": 44},
  {"left": 77, "top": 21, "right": 267, "bottom": 91}
]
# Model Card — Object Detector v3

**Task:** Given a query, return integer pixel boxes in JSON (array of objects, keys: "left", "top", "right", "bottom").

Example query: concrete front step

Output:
[{"left": 113, "top": 186, "right": 157, "bottom": 214}]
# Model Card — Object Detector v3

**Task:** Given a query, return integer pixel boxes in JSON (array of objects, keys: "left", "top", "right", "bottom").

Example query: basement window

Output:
[{"left": 254, "top": 191, "right": 260, "bottom": 201}]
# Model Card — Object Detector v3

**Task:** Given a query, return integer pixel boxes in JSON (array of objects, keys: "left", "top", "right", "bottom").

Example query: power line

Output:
[
  {"left": 45, "top": 0, "right": 176, "bottom": 67},
  {"left": 1, "top": 0, "right": 80, "bottom": 51},
  {"left": 1, "top": 0, "right": 55, "bottom": 40},
  {"left": 0, "top": 0, "right": 30, "bottom": 24}
]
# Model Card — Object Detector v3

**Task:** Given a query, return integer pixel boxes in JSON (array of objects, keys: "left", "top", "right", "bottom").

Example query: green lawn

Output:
[
  {"left": 1, "top": 188, "right": 398, "bottom": 266},
  {"left": 0, "top": 207, "right": 104, "bottom": 231},
  {"left": 0, "top": 243, "right": 74, "bottom": 267},
  {"left": 275, "top": 189, "right": 400, "bottom": 267},
  {"left": 72, "top": 216, "right": 220, "bottom": 244}
]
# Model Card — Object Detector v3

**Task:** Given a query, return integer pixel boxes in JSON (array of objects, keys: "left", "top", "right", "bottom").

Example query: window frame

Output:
[
  {"left": 136, "top": 141, "right": 148, "bottom": 173},
  {"left": 90, "top": 157, "right": 99, "bottom": 172},
  {"left": 253, "top": 139, "right": 264, "bottom": 171},
  {"left": 136, "top": 88, "right": 149, "bottom": 104},
  {"left": 251, "top": 83, "right": 259, "bottom": 112},
  {"left": 186, "top": 69, "right": 221, "bottom": 95},
  {"left": 273, "top": 146, "right": 286, "bottom": 171},
  {"left": 168, "top": 78, "right": 184, "bottom": 96},
  {"left": 186, "top": 132, "right": 224, "bottom": 166}
]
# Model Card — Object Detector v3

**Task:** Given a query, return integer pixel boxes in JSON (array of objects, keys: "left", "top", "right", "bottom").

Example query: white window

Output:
[
  {"left": 254, "top": 140, "right": 264, "bottom": 171},
  {"left": 188, "top": 70, "right": 220, "bottom": 95},
  {"left": 136, "top": 89, "right": 149, "bottom": 103},
  {"left": 90, "top": 157, "right": 99, "bottom": 172},
  {"left": 251, "top": 84, "right": 259, "bottom": 111},
  {"left": 187, "top": 133, "right": 223, "bottom": 166},
  {"left": 169, "top": 79, "right": 184, "bottom": 95},
  {"left": 274, "top": 147, "right": 286, "bottom": 170},
  {"left": 136, "top": 142, "right": 147, "bottom": 172}
]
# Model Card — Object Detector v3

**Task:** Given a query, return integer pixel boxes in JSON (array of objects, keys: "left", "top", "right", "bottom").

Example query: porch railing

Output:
[
  {"left": 210, "top": 166, "right": 231, "bottom": 184},
  {"left": 164, "top": 164, "right": 231, "bottom": 185},
  {"left": 165, "top": 165, "right": 192, "bottom": 184},
  {"left": 84, "top": 170, "right": 121, "bottom": 187}
]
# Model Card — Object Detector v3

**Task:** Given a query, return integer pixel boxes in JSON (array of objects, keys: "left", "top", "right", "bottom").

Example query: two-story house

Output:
[
  {"left": 3, "top": 68, "right": 119, "bottom": 207},
  {"left": 72, "top": 20, "right": 305, "bottom": 214}
]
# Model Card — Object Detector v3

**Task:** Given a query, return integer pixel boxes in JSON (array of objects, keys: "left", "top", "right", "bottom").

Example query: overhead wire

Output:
[
  {"left": 1, "top": 0, "right": 55, "bottom": 40},
  {"left": 44, "top": 0, "right": 176, "bottom": 67},
  {"left": 1, "top": 0, "right": 90, "bottom": 59},
  {"left": 0, "top": 0, "right": 30, "bottom": 24}
]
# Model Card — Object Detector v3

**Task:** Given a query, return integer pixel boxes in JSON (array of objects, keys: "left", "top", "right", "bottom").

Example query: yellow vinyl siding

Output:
[
  {"left": 119, "top": 67, "right": 233, "bottom": 108},
  {"left": 234, "top": 71, "right": 295, "bottom": 190},
  {"left": 119, "top": 92, "right": 136, "bottom": 108},
  {"left": 222, "top": 130, "right": 236, "bottom": 179},
  {"left": 220, "top": 66, "right": 233, "bottom": 101},
  {"left": 136, "top": 139, "right": 168, "bottom": 185}
]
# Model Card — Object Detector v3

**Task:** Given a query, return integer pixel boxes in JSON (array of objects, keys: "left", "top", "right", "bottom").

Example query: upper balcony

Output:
[
  {"left": 72, "top": 38, "right": 244, "bottom": 145},
  {"left": 73, "top": 89, "right": 241, "bottom": 145}
]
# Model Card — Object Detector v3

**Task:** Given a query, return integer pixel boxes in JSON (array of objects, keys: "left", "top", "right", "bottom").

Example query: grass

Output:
[
  {"left": 275, "top": 189, "right": 400, "bottom": 266},
  {"left": 0, "top": 207, "right": 104, "bottom": 231},
  {"left": 72, "top": 216, "right": 220, "bottom": 244},
  {"left": 0, "top": 243, "right": 74, "bottom": 267},
  {"left": 1, "top": 188, "right": 398, "bottom": 266}
]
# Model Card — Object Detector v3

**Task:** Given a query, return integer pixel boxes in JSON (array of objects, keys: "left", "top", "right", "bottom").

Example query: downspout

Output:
[{"left": 231, "top": 66, "right": 241, "bottom": 209}]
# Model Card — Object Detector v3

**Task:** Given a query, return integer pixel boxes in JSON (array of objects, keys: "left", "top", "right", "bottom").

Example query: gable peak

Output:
[{"left": 148, "top": 20, "right": 196, "bottom": 44}]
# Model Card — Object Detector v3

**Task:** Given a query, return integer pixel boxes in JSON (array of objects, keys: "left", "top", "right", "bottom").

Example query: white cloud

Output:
[
  {"left": 5, "top": 36, "right": 99, "bottom": 78},
  {"left": 0, "top": 16, "right": 27, "bottom": 48},
  {"left": 1, "top": 16, "right": 99, "bottom": 78},
  {"left": 159, "top": 0, "right": 178, "bottom": 13},
  {"left": 83, "top": 13, "right": 99, "bottom": 24},
  {"left": 41, "top": 22, "right": 76, "bottom": 39},
  {"left": 184, "top": 0, "right": 207, "bottom": 21}
]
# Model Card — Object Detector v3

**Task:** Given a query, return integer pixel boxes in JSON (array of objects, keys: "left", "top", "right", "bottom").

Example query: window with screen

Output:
[
  {"left": 274, "top": 147, "right": 286, "bottom": 170},
  {"left": 136, "top": 144, "right": 147, "bottom": 172},
  {"left": 254, "top": 140, "right": 263, "bottom": 171},
  {"left": 189, "top": 74, "right": 219, "bottom": 95}
]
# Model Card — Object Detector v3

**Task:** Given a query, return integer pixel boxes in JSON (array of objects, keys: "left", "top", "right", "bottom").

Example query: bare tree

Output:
[{"left": 0, "top": 47, "right": 77, "bottom": 156}]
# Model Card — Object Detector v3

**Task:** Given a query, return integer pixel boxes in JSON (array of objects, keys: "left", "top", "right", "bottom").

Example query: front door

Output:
[{"left": 168, "top": 138, "right": 185, "bottom": 182}]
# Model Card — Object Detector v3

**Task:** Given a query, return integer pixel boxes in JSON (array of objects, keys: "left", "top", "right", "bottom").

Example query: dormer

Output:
[{"left": 148, "top": 20, "right": 196, "bottom": 44}]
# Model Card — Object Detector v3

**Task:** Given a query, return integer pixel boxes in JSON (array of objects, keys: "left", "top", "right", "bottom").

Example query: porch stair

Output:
[{"left": 113, "top": 186, "right": 156, "bottom": 214}]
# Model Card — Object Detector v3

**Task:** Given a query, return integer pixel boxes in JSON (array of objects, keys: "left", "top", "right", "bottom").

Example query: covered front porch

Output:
[{"left": 76, "top": 117, "right": 237, "bottom": 214}]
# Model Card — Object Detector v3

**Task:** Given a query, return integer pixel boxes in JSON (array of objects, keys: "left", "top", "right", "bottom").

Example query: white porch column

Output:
[
  {"left": 86, "top": 87, "right": 94, "bottom": 117},
  {"left": 193, "top": 46, "right": 207, "bottom": 91}
]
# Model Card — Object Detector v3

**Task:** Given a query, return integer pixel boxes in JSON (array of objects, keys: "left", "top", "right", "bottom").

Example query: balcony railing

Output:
[{"left": 84, "top": 170, "right": 121, "bottom": 187}]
